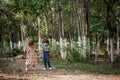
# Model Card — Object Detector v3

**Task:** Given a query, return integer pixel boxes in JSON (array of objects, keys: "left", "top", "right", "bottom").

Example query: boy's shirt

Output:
[{"left": 41, "top": 45, "right": 50, "bottom": 53}]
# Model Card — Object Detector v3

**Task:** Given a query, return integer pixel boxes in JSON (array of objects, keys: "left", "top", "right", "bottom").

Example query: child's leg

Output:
[
  {"left": 25, "top": 64, "right": 28, "bottom": 72},
  {"left": 32, "top": 65, "right": 36, "bottom": 70},
  {"left": 46, "top": 53, "right": 51, "bottom": 68},
  {"left": 48, "top": 61, "right": 51, "bottom": 68},
  {"left": 43, "top": 53, "right": 47, "bottom": 69}
]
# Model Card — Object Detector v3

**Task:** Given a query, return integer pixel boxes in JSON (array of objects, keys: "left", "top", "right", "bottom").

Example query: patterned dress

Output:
[{"left": 26, "top": 47, "right": 37, "bottom": 65}]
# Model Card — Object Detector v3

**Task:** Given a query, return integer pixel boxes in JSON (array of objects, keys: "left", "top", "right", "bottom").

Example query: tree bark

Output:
[
  {"left": 38, "top": 16, "right": 41, "bottom": 57},
  {"left": 58, "top": 2, "right": 66, "bottom": 59},
  {"left": 104, "top": 0, "right": 115, "bottom": 63},
  {"left": 117, "top": 25, "right": 119, "bottom": 54},
  {"left": 82, "top": 0, "right": 90, "bottom": 58}
]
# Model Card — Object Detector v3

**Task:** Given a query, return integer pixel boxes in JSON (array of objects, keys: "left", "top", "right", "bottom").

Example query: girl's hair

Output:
[{"left": 29, "top": 41, "right": 34, "bottom": 46}]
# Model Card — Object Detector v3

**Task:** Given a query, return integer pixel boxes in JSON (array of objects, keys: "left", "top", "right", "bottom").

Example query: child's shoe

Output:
[
  {"left": 49, "top": 67, "right": 52, "bottom": 70},
  {"left": 25, "top": 67, "right": 28, "bottom": 72},
  {"left": 43, "top": 68, "right": 47, "bottom": 70}
]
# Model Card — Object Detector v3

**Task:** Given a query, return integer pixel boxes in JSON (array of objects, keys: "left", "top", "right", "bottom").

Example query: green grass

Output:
[{"left": 52, "top": 60, "right": 120, "bottom": 75}]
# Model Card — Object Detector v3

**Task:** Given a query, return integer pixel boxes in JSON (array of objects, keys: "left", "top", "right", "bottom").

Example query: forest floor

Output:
[{"left": 0, "top": 58, "right": 120, "bottom": 80}]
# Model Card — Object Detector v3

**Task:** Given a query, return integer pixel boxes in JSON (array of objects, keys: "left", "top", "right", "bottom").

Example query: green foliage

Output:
[
  {"left": 66, "top": 46, "right": 89, "bottom": 63},
  {"left": 114, "top": 56, "right": 120, "bottom": 68},
  {"left": 0, "top": 0, "right": 119, "bottom": 64},
  {"left": 52, "top": 60, "right": 120, "bottom": 74},
  {"left": 66, "top": 63, "right": 120, "bottom": 74},
  {"left": 66, "top": 48, "right": 80, "bottom": 63},
  {"left": 1, "top": 48, "right": 24, "bottom": 58},
  {"left": 50, "top": 45, "right": 61, "bottom": 60}
]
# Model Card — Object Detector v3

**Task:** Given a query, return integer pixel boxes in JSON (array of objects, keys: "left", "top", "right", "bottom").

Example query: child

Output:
[
  {"left": 41, "top": 40, "right": 52, "bottom": 70},
  {"left": 25, "top": 41, "right": 38, "bottom": 72}
]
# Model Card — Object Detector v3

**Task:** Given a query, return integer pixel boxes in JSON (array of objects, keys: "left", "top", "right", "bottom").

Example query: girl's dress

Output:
[{"left": 26, "top": 48, "right": 37, "bottom": 65}]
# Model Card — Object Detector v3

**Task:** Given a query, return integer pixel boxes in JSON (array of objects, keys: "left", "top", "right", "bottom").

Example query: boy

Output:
[{"left": 41, "top": 40, "right": 52, "bottom": 70}]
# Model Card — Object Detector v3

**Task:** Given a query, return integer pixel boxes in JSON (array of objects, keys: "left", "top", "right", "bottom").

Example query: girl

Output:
[{"left": 25, "top": 41, "right": 38, "bottom": 72}]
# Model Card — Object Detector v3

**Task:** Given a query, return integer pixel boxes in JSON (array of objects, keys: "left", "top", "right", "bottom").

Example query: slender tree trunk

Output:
[
  {"left": 0, "top": 28, "right": 3, "bottom": 45},
  {"left": 77, "top": 8, "right": 82, "bottom": 48},
  {"left": 107, "top": 37, "right": 110, "bottom": 57},
  {"left": 51, "top": 22, "right": 56, "bottom": 46},
  {"left": 95, "top": 36, "right": 100, "bottom": 64},
  {"left": 110, "top": 38, "right": 114, "bottom": 63},
  {"left": 44, "top": 15, "right": 48, "bottom": 36},
  {"left": 10, "top": 37, "right": 13, "bottom": 49},
  {"left": 117, "top": 25, "right": 119, "bottom": 54},
  {"left": 51, "top": 11, "right": 56, "bottom": 46},
  {"left": 38, "top": 16, "right": 41, "bottom": 57},
  {"left": 104, "top": 0, "right": 116, "bottom": 64},
  {"left": 17, "top": 27, "right": 21, "bottom": 49},
  {"left": 81, "top": 7, "right": 87, "bottom": 57},
  {"left": 21, "top": 21, "right": 24, "bottom": 50},
  {"left": 82, "top": 0, "right": 90, "bottom": 58},
  {"left": 58, "top": 2, "right": 66, "bottom": 59}
]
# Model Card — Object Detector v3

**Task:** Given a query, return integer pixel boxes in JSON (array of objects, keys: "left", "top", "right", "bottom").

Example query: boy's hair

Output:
[
  {"left": 44, "top": 40, "right": 49, "bottom": 44},
  {"left": 29, "top": 41, "right": 34, "bottom": 46}
]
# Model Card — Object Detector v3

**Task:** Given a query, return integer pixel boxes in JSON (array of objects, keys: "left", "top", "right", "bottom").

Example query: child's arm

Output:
[
  {"left": 26, "top": 48, "right": 30, "bottom": 54},
  {"left": 35, "top": 48, "right": 39, "bottom": 52},
  {"left": 26, "top": 48, "right": 30, "bottom": 58},
  {"left": 40, "top": 46, "right": 44, "bottom": 51}
]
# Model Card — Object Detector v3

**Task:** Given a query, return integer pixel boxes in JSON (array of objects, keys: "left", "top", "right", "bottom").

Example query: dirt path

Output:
[{"left": 0, "top": 58, "right": 120, "bottom": 80}]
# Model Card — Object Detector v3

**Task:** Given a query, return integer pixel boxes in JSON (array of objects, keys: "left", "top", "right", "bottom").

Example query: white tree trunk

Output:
[
  {"left": 78, "top": 36, "right": 81, "bottom": 47},
  {"left": 22, "top": 40, "right": 26, "bottom": 52},
  {"left": 60, "top": 36, "right": 67, "bottom": 59},
  {"left": 64, "top": 38, "right": 67, "bottom": 59},
  {"left": 82, "top": 35, "right": 87, "bottom": 58},
  {"left": 77, "top": 36, "right": 82, "bottom": 53},
  {"left": 92, "top": 42, "right": 95, "bottom": 52},
  {"left": 44, "top": 15, "right": 48, "bottom": 35},
  {"left": 87, "top": 37, "right": 90, "bottom": 53},
  {"left": 21, "top": 26, "right": 24, "bottom": 48},
  {"left": 95, "top": 37, "right": 100, "bottom": 64},
  {"left": 107, "top": 38, "right": 110, "bottom": 57},
  {"left": 38, "top": 16, "right": 41, "bottom": 57},
  {"left": 13, "top": 43, "right": 17, "bottom": 48},
  {"left": 110, "top": 38, "right": 114, "bottom": 63},
  {"left": 70, "top": 39, "right": 74, "bottom": 49},
  {"left": 60, "top": 36, "right": 64, "bottom": 59},
  {"left": 10, "top": 38, "right": 13, "bottom": 49},
  {"left": 117, "top": 25, "right": 119, "bottom": 54},
  {"left": 18, "top": 41, "right": 21, "bottom": 49},
  {"left": 52, "top": 38, "right": 56, "bottom": 46}
]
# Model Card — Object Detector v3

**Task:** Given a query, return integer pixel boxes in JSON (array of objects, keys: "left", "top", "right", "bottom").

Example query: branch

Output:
[
  {"left": 104, "top": 0, "right": 120, "bottom": 25},
  {"left": 0, "top": 7, "right": 20, "bottom": 33}
]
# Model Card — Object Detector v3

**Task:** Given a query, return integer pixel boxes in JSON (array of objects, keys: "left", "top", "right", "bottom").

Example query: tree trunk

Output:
[
  {"left": 58, "top": 2, "right": 66, "bottom": 59},
  {"left": 82, "top": 0, "right": 90, "bottom": 58},
  {"left": 44, "top": 15, "right": 48, "bottom": 36},
  {"left": 21, "top": 21, "right": 24, "bottom": 50},
  {"left": 110, "top": 38, "right": 114, "bottom": 63},
  {"left": 117, "top": 25, "right": 119, "bottom": 54},
  {"left": 104, "top": 0, "right": 116, "bottom": 64},
  {"left": 38, "top": 16, "right": 41, "bottom": 57},
  {"left": 107, "top": 37, "right": 110, "bottom": 57},
  {"left": 77, "top": 8, "right": 82, "bottom": 49},
  {"left": 51, "top": 12, "right": 56, "bottom": 46},
  {"left": 10, "top": 37, "right": 13, "bottom": 49},
  {"left": 95, "top": 36, "right": 100, "bottom": 64}
]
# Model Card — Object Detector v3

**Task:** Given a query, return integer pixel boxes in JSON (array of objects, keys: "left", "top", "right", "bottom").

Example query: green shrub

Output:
[
  {"left": 2, "top": 48, "right": 24, "bottom": 58},
  {"left": 114, "top": 56, "right": 120, "bottom": 68},
  {"left": 50, "top": 45, "right": 61, "bottom": 60},
  {"left": 66, "top": 46, "right": 89, "bottom": 63}
]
